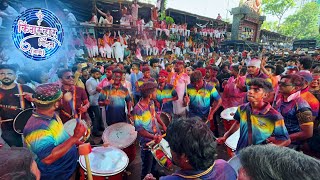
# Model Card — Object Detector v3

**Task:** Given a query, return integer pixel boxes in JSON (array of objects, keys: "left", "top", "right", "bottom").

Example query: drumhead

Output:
[
  {"left": 159, "top": 139, "right": 172, "bottom": 159},
  {"left": 228, "top": 155, "right": 241, "bottom": 176},
  {"left": 220, "top": 107, "right": 238, "bottom": 121},
  {"left": 225, "top": 128, "right": 240, "bottom": 151},
  {"left": 79, "top": 147, "right": 129, "bottom": 176},
  {"left": 64, "top": 119, "right": 89, "bottom": 141},
  {"left": 13, "top": 108, "right": 34, "bottom": 135},
  {"left": 102, "top": 122, "right": 137, "bottom": 149}
]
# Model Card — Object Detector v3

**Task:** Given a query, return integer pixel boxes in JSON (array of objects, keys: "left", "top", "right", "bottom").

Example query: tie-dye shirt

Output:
[
  {"left": 156, "top": 84, "right": 178, "bottom": 114},
  {"left": 300, "top": 87, "right": 319, "bottom": 117},
  {"left": 99, "top": 85, "right": 131, "bottom": 125},
  {"left": 275, "top": 92, "right": 312, "bottom": 134},
  {"left": 186, "top": 82, "right": 221, "bottom": 120},
  {"left": 234, "top": 103, "right": 289, "bottom": 151},
  {"left": 23, "top": 112, "right": 77, "bottom": 180},
  {"left": 133, "top": 101, "right": 159, "bottom": 146}
]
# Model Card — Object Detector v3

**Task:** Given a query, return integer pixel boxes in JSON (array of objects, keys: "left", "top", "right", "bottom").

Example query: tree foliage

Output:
[
  {"left": 279, "top": 2, "right": 319, "bottom": 40},
  {"left": 262, "top": 0, "right": 295, "bottom": 30},
  {"left": 261, "top": 21, "right": 278, "bottom": 32}
]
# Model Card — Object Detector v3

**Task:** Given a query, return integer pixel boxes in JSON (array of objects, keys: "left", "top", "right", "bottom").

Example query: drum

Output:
[
  {"left": 150, "top": 139, "right": 173, "bottom": 170},
  {"left": 157, "top": 112, "right": 171, "bottom": 130},
  {"left": 64, "top": 119, "right": 90, "bottom": 141},
  {"left": 79, "top": 147, "right": 129, "bottom": 180},
  {"left": 13, "top": 108, "right": 34, "bottom": 134},
  {"left": 220, "top": 107, "right": 238, "bottom": 120},
  {"left": 102, "top": 123, "right": 137, "bottom": 164},
  {"left": 225, "top": 129, "right": 240, "bottom": 157},
  {"left": 221, "top": 107, "right": 238, "bottom": 132},
  {"left": 228, "top": 155, "right": 241, "bottom": 176}
]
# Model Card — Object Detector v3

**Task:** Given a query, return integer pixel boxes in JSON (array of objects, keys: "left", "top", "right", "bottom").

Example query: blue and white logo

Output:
[{"left": 12, "top": 8, "right": 64, "bottom": 61}]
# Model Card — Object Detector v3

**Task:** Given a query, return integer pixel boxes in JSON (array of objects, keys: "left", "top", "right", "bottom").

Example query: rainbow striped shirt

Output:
[
  {"left": 156, "top": 84, "right": 178, "bottom": 114},
  {"left": 234, "top": 103, "right": 289, "bottom": 151},
  {"left": 23, "top": 112, "right": 77, "bottom": 180},
  {"left": 186, "top": 82, "right": 221, "bottom": 120},
  {"left": 133, "top": 101, "right": 159, "bottom": 145}
]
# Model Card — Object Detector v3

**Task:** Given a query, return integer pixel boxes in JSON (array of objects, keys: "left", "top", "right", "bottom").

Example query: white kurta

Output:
[{"left": 170, "top": 73, "right": 190, "bottom": 116}]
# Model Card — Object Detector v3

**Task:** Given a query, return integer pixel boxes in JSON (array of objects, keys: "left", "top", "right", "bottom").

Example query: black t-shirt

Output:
[{"left": 0, "top": 84, "right": 34, "bottom": 131}]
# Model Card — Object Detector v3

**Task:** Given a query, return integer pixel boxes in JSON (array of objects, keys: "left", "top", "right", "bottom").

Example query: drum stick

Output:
[
  {"left": 79, "top": 143, "right": 93, "bottom": 180},
  {"left": 146, "top": 133, "right": 166, "bottom": 147}
]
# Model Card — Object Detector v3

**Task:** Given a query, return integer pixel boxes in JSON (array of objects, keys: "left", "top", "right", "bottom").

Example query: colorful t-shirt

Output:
[
  {"left": 275, "top": 92, "right": 312, "bottom": 134},
  {"left": 23, "top": 113, "right": 77, "bottom": 180},
  {"left": 234, "top": 103, "right": 289, "bottom": 151},
  {"left": 160, "top": 159, "right": 237, "bottom": 180},
  {"left": 156, "top": 84, "right": 178, "bottom": 114},
  {"left": 99, "top": 85, "right": 131, "bottom": 125},
  {"left": 300, "top": 87, "right": 319, "bottom": 117},
  {"left": 133, "top": 101, "right": 159, "bottom": 146},
  {"left": 186, "top": 82, "right": 221, "bottom": 120}
]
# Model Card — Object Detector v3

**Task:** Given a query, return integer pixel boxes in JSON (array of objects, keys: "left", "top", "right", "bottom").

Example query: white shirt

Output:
[{"left": 131, "top": 4, "right": 140, "bottom": 19}]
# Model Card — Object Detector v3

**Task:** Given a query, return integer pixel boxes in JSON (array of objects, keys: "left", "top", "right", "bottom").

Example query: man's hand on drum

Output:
[
  {"left": 216, "top": 136, "right": 227, "bottom": 145},
  {"left": 73, "top": 122, "right": 87, "bottom": 139},
  {"left": 23, "top": 93, "right": 34, "bottom": 102},
  {"left": 266, "top": 137, "right": 276, "bottom": 144},
  {"left": 153, "top": 134, "right": 162, "bottom": 144}
]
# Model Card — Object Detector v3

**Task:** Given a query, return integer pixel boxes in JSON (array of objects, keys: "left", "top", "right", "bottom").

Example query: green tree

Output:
[
  {"left": 261, "top": 21, "right": 278, "bottom": 32},
  {"left": 262, "top": 0, "right": 295, "bottom": 31},
  {"left": 280, "top": 2, "right": 319, "bottom": 40}
]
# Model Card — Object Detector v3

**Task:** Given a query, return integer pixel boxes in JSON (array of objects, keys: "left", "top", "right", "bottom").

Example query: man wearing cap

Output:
[
  {"left": 23, "top": 83, "right": 86, "bottom": 180},
  {"left": 169, "top": 60, "right": 190, "bottom": 118},
  {"left": 297, "top": 71, "right": 319, "bottom": 121},
  {"left": 0, "top": 64, "right": 34, "bottom": 147},
  {"left": 238, "top": 58, "right": 272, "bottom": 92},
  {"left": 155, "top": 70, "right": 178, "bottom": 115},
  {"left": 133, "top": 82, "right": 166, "bottom": 179},
  {"left": 99, "top": 68, "right": 132, "bottom": 125},
  {"left": 205, "top": 66, "right": 220, "bottom": 90}
]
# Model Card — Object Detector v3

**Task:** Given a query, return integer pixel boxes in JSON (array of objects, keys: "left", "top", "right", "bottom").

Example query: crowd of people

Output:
[{"left": 0, "top": 46, "right": 320, "bottom": 179}]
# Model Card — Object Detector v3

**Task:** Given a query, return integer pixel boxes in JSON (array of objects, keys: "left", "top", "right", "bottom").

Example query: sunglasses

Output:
[
  {"left": 64, "top": 75, "right": 75, "bottom": 79},
  {"left": 279, "top": 82, "right": 294, "bottom": 87}
]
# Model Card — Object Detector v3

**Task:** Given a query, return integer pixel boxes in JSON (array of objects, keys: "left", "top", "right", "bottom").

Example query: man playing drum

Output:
[
  {"left": 0, "top": 64, "right": 34, "bottom": 147},
  {"left": 99, "top": 68, "right": 132, "bottom": 125},
  {"left": 58, "top": 69, "right": 90, "bottom": 124},
  {"left": 217, "top": 78, "right": 291, "bottom": 151},
  {"left": 155, "top": 70, "right": 178, "bottom": 115},
  {"left": 183, "top": 70, "right": 222, "bottom": 129},
  {"left": 133, "top": 82, "right": 167, "bottom": 179},
  {"left": 144, "top": 118, "right": 237, "bottom": 180},
  {"left": 23, "top": 83, "right": 86, "bottom": 180}
]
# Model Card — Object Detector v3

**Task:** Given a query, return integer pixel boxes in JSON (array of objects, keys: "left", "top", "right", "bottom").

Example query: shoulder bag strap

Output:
[
  {"left": 246, "top": 107, "right": 253, "bottom": 145},
  {"left": 17, "top": 84, "right": 25, "bottom": 110}
]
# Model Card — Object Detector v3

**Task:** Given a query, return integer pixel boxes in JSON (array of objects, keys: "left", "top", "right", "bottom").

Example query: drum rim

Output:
[
  {"left": 220, "top": 107, "right": 238, "bottom": 121},
  {"left": 225, "top": 129, "right": 240, "bottom": 151},
  {"left": 151, "top": 139, "right": 173, "bottom": 170},
  {"left": 13, "top": 108, "right": 34, "bottom": 135},
  {"left": 79, "top": 146, "right": 129, "bottom": 176},
  {"left": 64, "top": 119, "right": 90, "bottom": 141},
  {"left": 157, "top": 112, "right": 172, "bottom": 121},
  {"left": 102, "top": 122, "right": 137, "bottom": 149}
]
